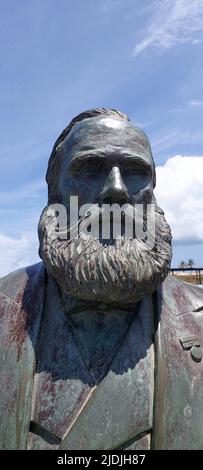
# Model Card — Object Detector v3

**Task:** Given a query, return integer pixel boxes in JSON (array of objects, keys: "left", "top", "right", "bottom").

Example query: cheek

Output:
[
  {"left": 132, "top": 184, "right": 154, "bottom": 204},
  {"left": 60, "top": 177, "right": 102, "bottom": 207},
  {"left": 123, "top": 174, "right": 152, "bottom": 194}
]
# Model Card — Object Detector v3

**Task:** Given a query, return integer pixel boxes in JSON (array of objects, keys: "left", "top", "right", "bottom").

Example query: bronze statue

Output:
[{"left": 0, "top": 108, "right": 203, "bottom": 450}]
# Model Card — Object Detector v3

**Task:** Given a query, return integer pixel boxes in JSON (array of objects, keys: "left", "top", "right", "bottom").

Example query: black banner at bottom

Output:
[{"left": 0, "top": 450, "right": 202, "bottom": 466}]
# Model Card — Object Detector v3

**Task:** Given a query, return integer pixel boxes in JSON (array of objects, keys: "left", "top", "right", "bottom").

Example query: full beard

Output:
[{"left": 38, "top": 202, "right": 172, "bottom": 304}]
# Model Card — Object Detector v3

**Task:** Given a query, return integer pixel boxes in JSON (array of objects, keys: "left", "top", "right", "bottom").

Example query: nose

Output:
[{"left": 99, "top": 166, "right": 130, "bottom": 204}]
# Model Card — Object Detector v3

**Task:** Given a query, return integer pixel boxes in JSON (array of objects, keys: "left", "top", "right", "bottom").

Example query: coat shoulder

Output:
[
  {"left": 160, "top": 273, "right": 203, "bottom": 316},
  {"left": 154, "top": 274, "right": 203, "bottom": 449},
  {"left": 0, "top": 262, "right": 46, "bottom": 449},
  {"left": 0, "top": 262, "right": 45, "bottom": 308}
]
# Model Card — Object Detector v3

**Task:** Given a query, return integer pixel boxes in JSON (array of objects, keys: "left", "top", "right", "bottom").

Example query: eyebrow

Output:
[{"left": 69, "top": 151, "right": 152, "bottom": 172}]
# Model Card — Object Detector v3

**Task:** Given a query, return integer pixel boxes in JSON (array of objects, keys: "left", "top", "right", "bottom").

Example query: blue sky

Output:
[{"left": 0, "top": 0, "right": 203, "bottom": 275}]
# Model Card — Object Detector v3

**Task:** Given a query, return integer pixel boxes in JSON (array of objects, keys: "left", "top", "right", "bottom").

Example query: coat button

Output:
[{"left": 191, "top": 345, "right": 202, "bottom": 362}]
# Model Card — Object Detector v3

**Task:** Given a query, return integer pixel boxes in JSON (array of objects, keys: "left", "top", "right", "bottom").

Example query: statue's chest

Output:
[{"left": 27, "top": 293, "right": 154, "bottom": 450}]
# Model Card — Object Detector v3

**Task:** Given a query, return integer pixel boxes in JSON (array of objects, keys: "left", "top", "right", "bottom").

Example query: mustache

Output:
[{"left": 38, "top": 201, "right": 157, "bottom": 250}]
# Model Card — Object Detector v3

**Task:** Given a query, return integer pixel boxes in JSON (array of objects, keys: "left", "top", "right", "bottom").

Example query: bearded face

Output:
[{"left": 38, "top": 115, "right": 172, "bottom": 305}]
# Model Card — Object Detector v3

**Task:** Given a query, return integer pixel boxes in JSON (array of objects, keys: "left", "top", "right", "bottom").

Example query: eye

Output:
[
  {"left": 138, "top": 166, "right": 151, "bottom": 177},
  {"left": 122, "top": 165, "right": 151, "bottom": 178},
  {"left": 71, "top": 159, "right": 105, "bottom": 176},
  {"left": 79, "top": 158, "right": 102, "bottom": 175}
]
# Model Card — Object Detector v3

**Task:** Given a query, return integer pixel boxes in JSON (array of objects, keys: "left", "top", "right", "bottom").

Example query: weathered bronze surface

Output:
[{"left": 0, "top": 108, "right": 203, "bottom": 449}]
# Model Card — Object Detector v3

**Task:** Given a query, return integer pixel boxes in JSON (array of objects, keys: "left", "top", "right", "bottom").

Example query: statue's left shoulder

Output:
[
  {"left": 159, "top": 273, "right": 203, "bottom": 318},
  {"left": 153, "top": 274, "right": 203, "bottom": 450}
]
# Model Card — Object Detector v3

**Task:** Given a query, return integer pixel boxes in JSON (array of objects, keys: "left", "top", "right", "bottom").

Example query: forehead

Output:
[{"left": 63, "top": 116, "right": 153, "bottom": 166}]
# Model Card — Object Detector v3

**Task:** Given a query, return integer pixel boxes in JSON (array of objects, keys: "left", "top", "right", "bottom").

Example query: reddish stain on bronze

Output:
[
  {"left": 1, "top": 271, "right": 44, "bottom": 361},
  {"left": 3, "top": 301, "right": 27, "bottom": 361},
  {"left": 172, "top": 285, "right": 191, "bottom": 315}
]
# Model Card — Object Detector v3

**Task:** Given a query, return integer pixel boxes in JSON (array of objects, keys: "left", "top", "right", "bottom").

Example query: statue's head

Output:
[{"left": 38, "top": 108, "right": 172, "bottom": 305}]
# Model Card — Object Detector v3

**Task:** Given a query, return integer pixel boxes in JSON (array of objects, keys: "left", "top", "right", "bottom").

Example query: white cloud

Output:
[
  {"left": 132, "top": 0, "right": 203, "bottom": 56},
  {"left": 152, "top": 132, "right": 179, "bottom": 153},
  {"left": 0, "top": 233, "right": 39, "bottom": 278},
  {"left": 155, "top": 155, "right": 203, "bottom": 240},
  {"left": 151, "top": 130, "right": 203, "bottom": 154},
  {"left": 188, "top": 99, "right": 203, "bottom": 107}
]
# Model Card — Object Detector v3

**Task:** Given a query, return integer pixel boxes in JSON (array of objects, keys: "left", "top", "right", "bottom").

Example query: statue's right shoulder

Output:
[
  {"left": 0, "top": 262, "right": 46, "bottom": 449},
  {"left": 0, "top": 262, "right": 45, "bottom": 308},
  {"left": 0, "top": 261, "right": 46, "bottom": 365}
]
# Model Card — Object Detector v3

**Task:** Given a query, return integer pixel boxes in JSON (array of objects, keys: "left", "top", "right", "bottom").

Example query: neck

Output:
[{"left": 56, "top": 282, "right": 141, "bottom": 315}]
